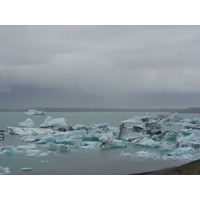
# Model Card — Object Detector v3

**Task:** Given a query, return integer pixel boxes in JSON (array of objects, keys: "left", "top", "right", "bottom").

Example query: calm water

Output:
[{"left": 1, "top": 111, "right": 199, "bottom": 175}]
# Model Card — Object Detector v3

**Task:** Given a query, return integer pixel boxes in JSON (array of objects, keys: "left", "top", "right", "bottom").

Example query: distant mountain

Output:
[{"left": 0, "top": 85, "right": 107, "bottom": 109}]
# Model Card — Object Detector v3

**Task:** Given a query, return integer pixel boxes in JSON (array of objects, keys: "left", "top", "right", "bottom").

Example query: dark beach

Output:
[{"left": 132, "top": 159, "right": 200, "bottom": 175}]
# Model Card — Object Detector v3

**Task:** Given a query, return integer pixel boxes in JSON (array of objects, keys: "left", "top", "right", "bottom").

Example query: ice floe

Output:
[{"left": 25, "top": 109, "right": 46, "bottom": 116}]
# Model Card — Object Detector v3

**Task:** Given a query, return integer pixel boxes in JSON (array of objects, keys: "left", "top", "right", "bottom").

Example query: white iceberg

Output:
[
  {"left": 40, "top": 116, "right": 67, "bottom": 128},
  {"left": 19, "top": 118, "right": 36, "bottom": 127},
  {"left": 25, "top": 109, "right": 46, "bottom": 115}
]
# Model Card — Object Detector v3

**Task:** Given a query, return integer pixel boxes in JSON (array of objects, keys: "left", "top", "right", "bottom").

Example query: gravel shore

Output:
[{"left": 132, "top": 159, "right": 200, "bottom": 175}]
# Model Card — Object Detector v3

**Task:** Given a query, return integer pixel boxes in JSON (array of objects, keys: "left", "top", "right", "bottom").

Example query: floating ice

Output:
[
  {"left": 120, "top": 151, "right": 131, "bottom": 157},
  {"left": 168, "top": 112, "right": 183, "bottom": 122},
  {"left": 19, "top": 118, "right": 36, "bottom": 127},
  {"left": 17, "top": 144, "right": 36, "bottom": 149},
  {"left": 0, "top": 166, "right": 11, "bottom": 175},
  {"left": 163, "top": 131, "right": 178, "bottom": 141},
  {"left": 134, "top": 137, "right": 160, "bottom": 148},
  {"left": 159, "top": 141, "right": 175, "bottom": 151},
  {"left": 136, "top": 150, "right": 160, "bottom": 159},
  {"left": 40, "top": 116, "right": 68, "bottom": 128},
  {"left": 7, "top": 127, "right": 55, "bottom": 136},
  {"left": 25, "top": 109, "right": 46, "bottom": 115},
  {"left": 35, "top": 136, "right": 56, "bottom": 144},
  {"left": 81, "top": 145, "right": 95, "bottom": 150},
  {"left": 26, "top": 149, "right": 41, "bottom": 156},
  {"left": 38, "top": 152, "right": 49, "bottom": 156},
  {"left": 0, "top": 146, "right": 16, "bottom": 154},
  {"left": 172, "top": 147, "right": 195, "bottom": 156},
  {"left": 20, "top": 136, "right": 39, "bottom": 142}
]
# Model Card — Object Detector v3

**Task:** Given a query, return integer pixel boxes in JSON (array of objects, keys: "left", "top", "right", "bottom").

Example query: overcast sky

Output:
[{"left": 0, "top": 25, "right": 200, "bottom": 109}]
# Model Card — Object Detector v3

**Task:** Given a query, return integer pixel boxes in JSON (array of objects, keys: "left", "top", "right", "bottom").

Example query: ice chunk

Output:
[
  {"left": 168, "top": 112, "right": 183, "bottom": 122},
  {"left": 136, "top": 150, "right": 160, "bottom": 159},
  {"left": 17, "top": 144, "right": 36, "bottom": 149},
  {"left": 134, "top": 137, "right": 160, "bottom": 148},
  {"left": 25, "top": 109, "right": 46, "bottom": 115},
  {"left": 7, "top": 127, "right": 55, "bottom": 136},
  {"left": 81, "top": 145, "right": 95, "bottom": 150},
  {"left": 26, "top": 149, "right": 41, "bottom": 156},
  {"left": 91, "top": 123, "right": 109, "bottom": 130},
  {"left": 35, "top": 136, "right": 56, "bottom": 144},
  {"left": 172, "top": 147, "right": 195, "bottom": 155},
  {"left": 159, "top": 141, "right": 175, "bottom": 151},
  {"left": 121, "top": 116, "right": 142, "bottom": 123},
  {"left": 0, "top": 146, "right": 16, "bottom": 154},
  {"left": 0, "top": 166, "right": 11, "bottom": 174},
  {"left": 38, "top": 152, "right": 49, "bottom": 156},
  {"left": 19, "top": 118, "right": 36, "bottom": 127},
  {"left": 120, "top": 151, "right": 131, "bottom": 157},
  {"left": 20, "top": 136, "right": 39, "bottom": 142},
  {"left": 190, "top": 117, "right": 200, "bottom": 124},
  {"left": 163, "top": 131, "right": 178, "bottom": 141},
  {"left": 40, "top": 116, "right": 67, "bottom": 128}
]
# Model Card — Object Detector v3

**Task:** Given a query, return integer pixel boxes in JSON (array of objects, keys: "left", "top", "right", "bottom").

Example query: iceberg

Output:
[
  {"left": 25, "top": 109, "right": 46, "bottom": 115},
  {"left": 19, "top": 118, "right": 36, "bottom": 127},
  {"left": 7, "top": 127, "right": 55, "bottom": 136},
  {"left": 40, "top": 116, "right": 68, "bottom": 128},
  {"left": 168, "top": 112, "right": 183, "bottom": 122}
]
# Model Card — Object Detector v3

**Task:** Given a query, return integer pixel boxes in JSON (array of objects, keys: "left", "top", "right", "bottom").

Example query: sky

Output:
[{"left": 0, "top": 25, "right": 200, "bottom": 109}]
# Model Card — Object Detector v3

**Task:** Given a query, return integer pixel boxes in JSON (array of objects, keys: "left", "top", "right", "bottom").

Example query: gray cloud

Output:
[{"left": 0, "top": 25, "right": 200, "bottom": 109}]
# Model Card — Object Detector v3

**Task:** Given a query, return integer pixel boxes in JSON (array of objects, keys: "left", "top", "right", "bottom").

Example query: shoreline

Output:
[{"left": 131, "top": 159, "right": 200, "bottom": 175}]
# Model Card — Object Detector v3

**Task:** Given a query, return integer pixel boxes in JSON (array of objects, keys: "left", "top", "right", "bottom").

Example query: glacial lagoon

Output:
[{"left": 1, "top": 111, "right": 200, "bottom": 175}]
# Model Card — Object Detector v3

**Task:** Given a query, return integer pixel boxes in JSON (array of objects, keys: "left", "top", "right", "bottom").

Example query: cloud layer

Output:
[{"left": 0, "top": 25, "right": 200, "bottom": 108}]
